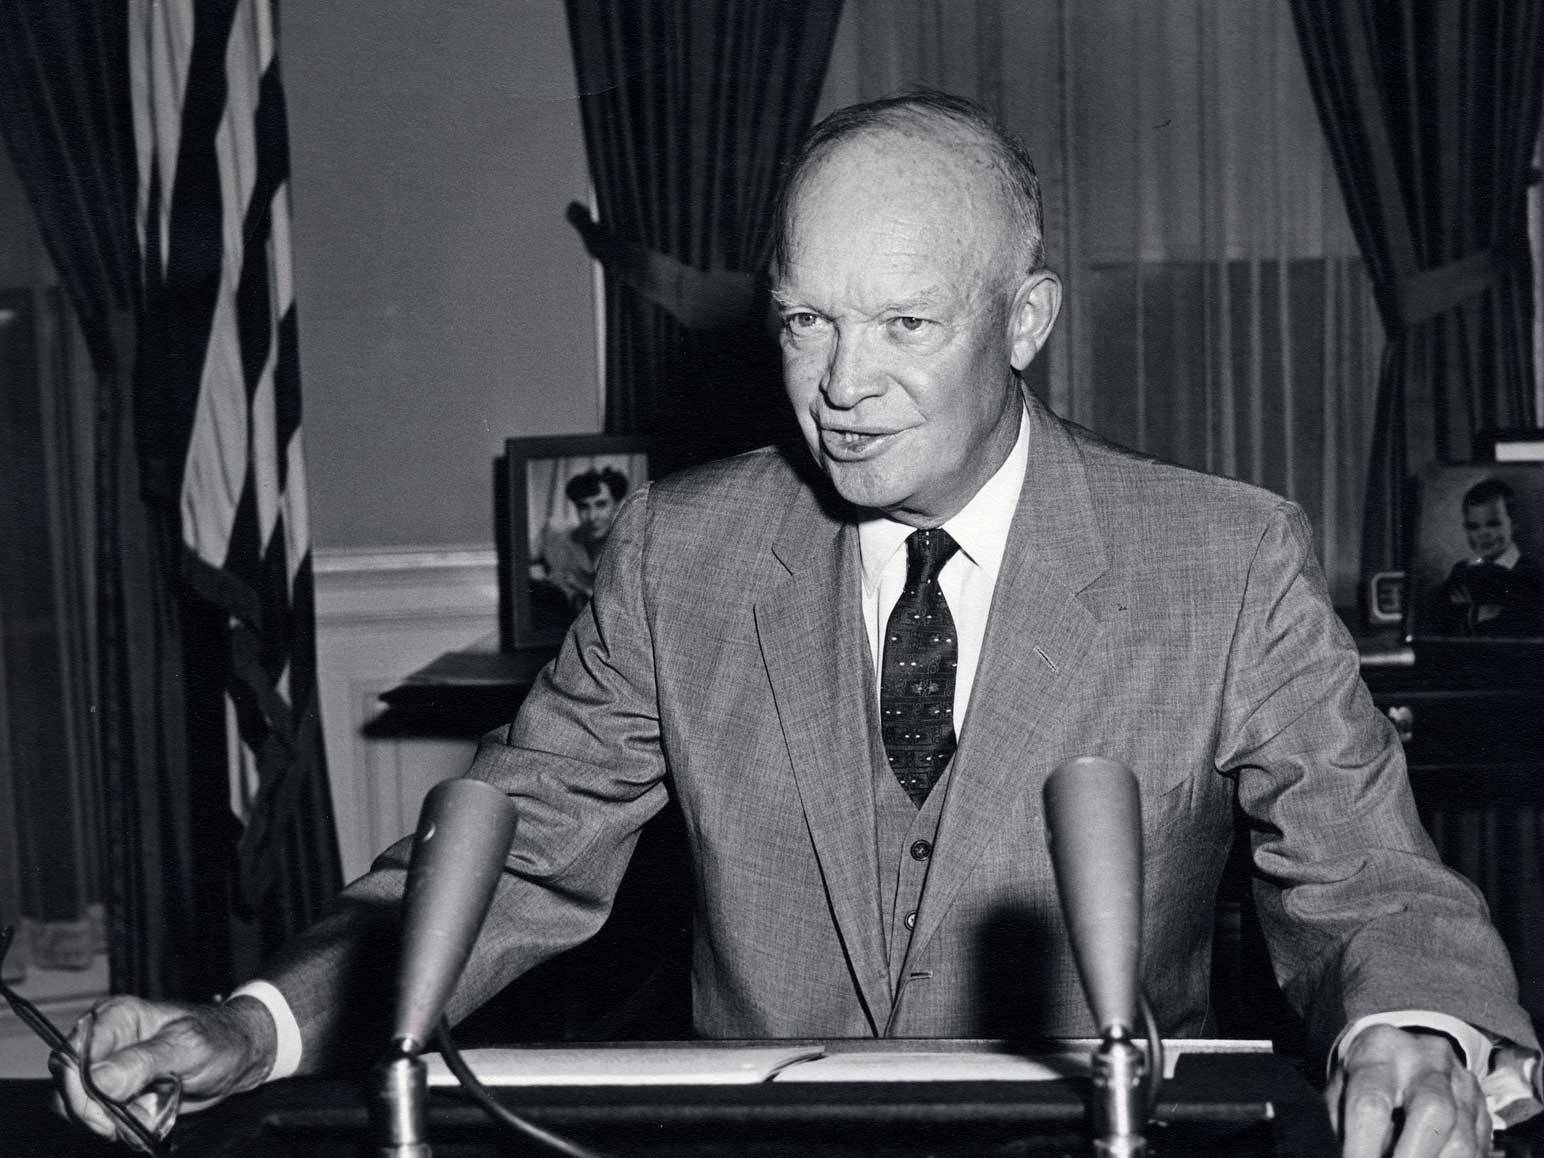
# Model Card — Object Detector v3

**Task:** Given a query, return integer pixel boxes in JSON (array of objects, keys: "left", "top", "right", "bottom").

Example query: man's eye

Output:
[
  {"left": 893, "top": 316, "right": 928, "bottom": 333},
  {"left": 786, "top": 312, "right": 823, "bottom": 331}
]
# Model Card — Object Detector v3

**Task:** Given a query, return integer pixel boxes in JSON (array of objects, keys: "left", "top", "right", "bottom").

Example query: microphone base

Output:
[
  {"left": 1090, "top": 1031, "right": 1149, "bottom": 1157},
  {"left": 370, "top": 1047, "right": 431, "bottom": 1158},
  {"left": 1093, "top": 1138, "right": 1147, "bottom": 1158}
]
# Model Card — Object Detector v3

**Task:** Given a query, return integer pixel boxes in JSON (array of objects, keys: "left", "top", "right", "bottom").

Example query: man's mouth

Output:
[{"left": 821, "top": 427, "right": 893, "bottom": 458}]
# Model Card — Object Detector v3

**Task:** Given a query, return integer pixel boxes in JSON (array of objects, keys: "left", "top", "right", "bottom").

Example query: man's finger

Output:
[
  {"left": 1428, "top": 1067, "right": 1489, "bottom": 1158},
  {"left": 1338, "top": 1061, "right": 1398, "bottom": 1158},
  {"left": 1471, "top": 1089, "right": 1493, "bottom": 1156},
  {"left": 1433, "top": 1126, "right": 1484, "bottom": 1158},
  {"left": 1391, "top": 1069, "right": 1460, "bottom": 1158},
  {"left": 1324, "top": 1071, "right": 1346, "bottom": 1136},
  {"left": 74, "top": 996, "right": 157, "bottom": 1057},
  {"left": 50, "top": 1050, "right": 120, "bottom": 1139},
  {"left": 88, "top": 1030, "right": 193, "bottom": 1103}
]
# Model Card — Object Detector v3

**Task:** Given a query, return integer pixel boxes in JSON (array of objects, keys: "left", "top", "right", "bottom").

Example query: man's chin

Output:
[{"left": 821, "top": 461, "right": 907, "bottom": 516}]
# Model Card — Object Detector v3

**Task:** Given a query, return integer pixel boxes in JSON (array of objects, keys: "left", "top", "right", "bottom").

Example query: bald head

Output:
[{"left": 773, "top": 91, "right": 1046, "bottom": 280}]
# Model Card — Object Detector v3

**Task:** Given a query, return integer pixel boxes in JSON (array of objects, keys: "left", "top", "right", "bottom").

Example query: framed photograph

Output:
[
  {"left": 1405, "top": 462, "right": 1544, "bottom": 642},
  {"left": 1474, "top": 428, "right": 1544, "bottom": 463},
  {"left": 1364, "top": 570, "right": 1406, "bottom": 627},
  {"left": 500, "top": 434, "right": 649, "bottom": 650}
]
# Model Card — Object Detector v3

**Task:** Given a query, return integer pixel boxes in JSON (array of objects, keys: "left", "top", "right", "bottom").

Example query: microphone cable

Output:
[
  {"left": 1139, "top": 986, "right": 1166, "bottom": 1117},
  {"left": 434, "top": 1017, "right": 613, "bottom": 1158}
]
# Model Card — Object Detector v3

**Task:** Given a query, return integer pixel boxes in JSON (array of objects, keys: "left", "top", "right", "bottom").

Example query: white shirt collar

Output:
[
  {"left": 1474, "top": 544, "right": 1522, "bottom": 569},
  {"left": 858, "top": 404, "right": 1030, "bottom": 594}
]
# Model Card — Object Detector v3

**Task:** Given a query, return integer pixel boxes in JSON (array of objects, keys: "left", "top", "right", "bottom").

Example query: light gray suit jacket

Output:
[{"left": 268, "top": 394, "right": 1534, "bottom": 1063}]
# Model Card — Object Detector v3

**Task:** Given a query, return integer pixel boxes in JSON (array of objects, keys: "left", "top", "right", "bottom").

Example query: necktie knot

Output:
[{"left": 906, "top": 528, "right": 960, "bottom": 589}]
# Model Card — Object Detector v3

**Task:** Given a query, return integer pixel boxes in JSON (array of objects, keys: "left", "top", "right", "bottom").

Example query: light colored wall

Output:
[
  {"left": 290, "top": 8, "right": 868, "bottom": 864},
  {"left": 283, "top": 1, "right": 599, "bottom": 551}
]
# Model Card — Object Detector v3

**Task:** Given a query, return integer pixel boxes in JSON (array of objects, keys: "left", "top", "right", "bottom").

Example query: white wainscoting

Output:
[{"left": 314, "top": 546, "right": 500, "bottom": 881}]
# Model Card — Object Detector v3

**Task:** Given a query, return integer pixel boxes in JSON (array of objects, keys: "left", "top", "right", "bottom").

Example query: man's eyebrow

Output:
[
  {"left": 875, "top": 296, "right": 949, "bottom": 317},
  {"left": 770, "top": 287, "right": 953, "bottom": 315}
]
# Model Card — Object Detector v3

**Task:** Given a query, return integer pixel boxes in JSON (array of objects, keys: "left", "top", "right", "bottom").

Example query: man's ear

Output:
[{"left": 1008, "top": 269, "right": 1062, "bottom": 372}]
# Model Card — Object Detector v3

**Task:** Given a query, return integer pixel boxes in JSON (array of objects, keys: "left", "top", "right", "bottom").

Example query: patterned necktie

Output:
[{"left": 881, "top": 528, "right": 961, "bottom": 808}]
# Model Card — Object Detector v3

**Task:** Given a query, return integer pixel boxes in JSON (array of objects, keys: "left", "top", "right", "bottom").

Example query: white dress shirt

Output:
[{"left": 858, "top": 406, "right": 1029, "bottom": 724}]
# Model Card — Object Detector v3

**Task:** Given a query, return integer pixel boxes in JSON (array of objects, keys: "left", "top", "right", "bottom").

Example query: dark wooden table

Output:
[
  {"left": 3, "top": 1046, "right": 1355, "bottom": 1157},
  {"left": 370, "top": 637, "right": 557, "bottom": 739},
  {"left": 1356, "top": 632, "right": 1544, "bottom": 1020}
]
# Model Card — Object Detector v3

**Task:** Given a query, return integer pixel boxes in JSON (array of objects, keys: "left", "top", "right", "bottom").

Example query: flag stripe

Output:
[
  {"left": 143, "top": 0, "right": 237, "bottom": 504},
  {"left": 181, "top": 293, "right": 248, "bottom": 562},
  {"left": 132, "top": 0, "right": 338, "bottom": 923}
]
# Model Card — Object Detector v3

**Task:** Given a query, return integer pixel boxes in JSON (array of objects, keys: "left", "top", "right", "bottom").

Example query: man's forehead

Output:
[
  {"left": 782, "top": 131, "right": 1009, "bottom": 251},
  {"left": 799, "top": 127, "right": 994, "bottom": 202},
  {"left": 777, "top": 196, "right": 1006, "bottom": 307}
]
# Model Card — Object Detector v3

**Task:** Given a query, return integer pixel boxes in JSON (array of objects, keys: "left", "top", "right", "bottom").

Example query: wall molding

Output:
[
  {"left": 314, "top": 544, "right": 499, "bottom": 626},
  {"left": 313, "top": 543, "right": 498, "bottom": 878}
]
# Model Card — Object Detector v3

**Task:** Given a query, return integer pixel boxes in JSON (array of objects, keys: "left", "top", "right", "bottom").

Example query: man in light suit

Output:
[{"left": 58, "top": 92, "right": 1537, "bottom": 1157}]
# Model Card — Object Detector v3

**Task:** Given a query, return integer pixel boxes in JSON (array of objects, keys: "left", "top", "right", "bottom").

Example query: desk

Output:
[
  {"left": 12, "top": 1052, "right": 1544, "bottom": 1155},
  {"left": 372, "top": 639, "right": 557, "bottom": 739},
  {"left": 3, "top": 1045, "right": 1349, "bottom": 1157},
  {"left": 1356, "top": 633, "right": 1544, "bottom": 1019}
]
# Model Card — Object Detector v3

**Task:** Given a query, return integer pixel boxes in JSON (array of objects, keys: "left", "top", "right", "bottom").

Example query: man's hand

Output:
[
  {"left": 50, "top": 994, "right": 277, "bottom": 1145},
  {"left": 1329, "top": 1024, "right": 1491, "bottom": 1158}
]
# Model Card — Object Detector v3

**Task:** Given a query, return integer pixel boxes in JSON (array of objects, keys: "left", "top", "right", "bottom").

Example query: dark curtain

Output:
[
  {"left": 0, "top": 4, "right": 161, "bottom": 990},
  {"left": 0, "top": 1, "right": 338, "bottom": 998},
  {"left": 564, "top": 0, "right": 844, "bottom": 477},
  {"left": 1290, "top": 1, "right": 1544, "bottom": 579},
  {"left": 0, "top": 280, "right": 103, "bottom": 972},
  {"left": 1291, "top": 1, "right": 1544, "bottom": 1020}
]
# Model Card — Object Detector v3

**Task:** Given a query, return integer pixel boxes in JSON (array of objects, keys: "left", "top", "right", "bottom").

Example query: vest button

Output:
[
  {"left": 909, "top": 839, "right": 933, "bottom": 861},
  {"left": 904, "top": 910, "right": 917, "bottom": 930}
]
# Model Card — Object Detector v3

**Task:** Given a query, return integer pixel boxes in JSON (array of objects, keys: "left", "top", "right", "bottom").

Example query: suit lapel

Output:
[
  {"left": 908, "top": 396, "right": 1111, "bottom": 962},
  {"left": 755, "top": 489, "right": 891, "bottom": 1029}
]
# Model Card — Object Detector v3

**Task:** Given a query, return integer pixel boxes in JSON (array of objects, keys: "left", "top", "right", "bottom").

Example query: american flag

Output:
[{"left": 129, "top": 0, "right": 338, "bottom": 939}]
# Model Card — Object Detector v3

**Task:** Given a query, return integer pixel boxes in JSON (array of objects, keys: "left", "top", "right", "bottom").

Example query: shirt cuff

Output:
[
  {"left": 1332, "top": 1010, "right": 1542, "bottom": 1130},
  {"left": 227, "top": 979, "right": 303, "bottom": 1082}
]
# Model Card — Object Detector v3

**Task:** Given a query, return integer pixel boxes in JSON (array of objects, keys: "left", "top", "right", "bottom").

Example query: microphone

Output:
[
  {"left": 372, "top": 777, "right": 517, "bottom": 1157},
  {"left": 392, "top": 777, "right": 520, "bottom": 1052},
  {"left": 1043, "top": 756, "right": 1148, "bottom": 1157},
  {"left": 1043, "top": 755, "right": 1143, "bottom": 1034}
]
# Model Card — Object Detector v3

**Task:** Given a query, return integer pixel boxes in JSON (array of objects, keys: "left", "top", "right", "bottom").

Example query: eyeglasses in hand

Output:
[{"left": 0, "top": 925, "right": 180, "bottom": 1155}]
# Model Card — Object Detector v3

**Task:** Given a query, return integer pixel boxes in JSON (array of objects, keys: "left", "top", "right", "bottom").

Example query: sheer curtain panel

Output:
[{"left": 849, "top": 0, "right": 1380, "bottom": 607}]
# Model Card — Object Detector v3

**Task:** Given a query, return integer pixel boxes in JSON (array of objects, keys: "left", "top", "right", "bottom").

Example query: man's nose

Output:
[{"left": 821, "top": 331, "right": 884, "bottom": 409}]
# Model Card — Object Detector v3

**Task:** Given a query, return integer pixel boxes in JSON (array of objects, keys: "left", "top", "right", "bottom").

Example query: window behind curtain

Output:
[
  {"left": 0, "top": 144, "right": 102, "bottom": 975},
  {"left": 845, "top": 0, "right": 1383, "bottom": 607}
]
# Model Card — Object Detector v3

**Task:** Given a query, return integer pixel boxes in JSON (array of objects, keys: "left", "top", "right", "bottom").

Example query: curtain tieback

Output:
[
  {"left": 1393, "top": 248, "right": 1504, "bottom": 329},
  {"left": 566, "top": 203, "right": 759, "bottom": 330}
]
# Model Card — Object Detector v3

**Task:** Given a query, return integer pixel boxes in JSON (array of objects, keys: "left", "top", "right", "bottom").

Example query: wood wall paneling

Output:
[{"left": 314, "top": 547, "right": 500, "bottom": 881}]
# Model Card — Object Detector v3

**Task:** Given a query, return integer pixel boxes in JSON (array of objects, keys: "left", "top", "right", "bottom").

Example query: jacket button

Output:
[
  {"left": 909, "top": 839, "right": 932, "bottom": 861},
  {"left": 904, "top": 910, "right": 917, "bottom": 930}
]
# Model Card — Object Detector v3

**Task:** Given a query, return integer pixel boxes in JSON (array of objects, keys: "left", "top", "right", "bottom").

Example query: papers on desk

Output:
[
  {"left": 763, "top": 1039, "right": 1271, "bottom": 1082},
  {"left": 424, "top": 1044, "right": 824, "bottom": 1087},
  {"left": 423, "top": 1039, "right": 1273, "bottom": 1088},
  {"left": 768, "top": 1050, "right": 1081, "bottom": 1082}
]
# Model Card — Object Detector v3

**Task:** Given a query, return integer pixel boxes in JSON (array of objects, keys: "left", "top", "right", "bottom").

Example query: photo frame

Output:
[
  {"left": 1405, "top": 462, "right": 1544, "bottom": 643},
  {"left": 1364, "top": 570, "right": 1406, "bottom": 627},
  {"left": 1474, "top": 427, "right": 1544, "bottom": 463},
  {"left": 499, "top": 434, "right": 649, "bottom": 650}
]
